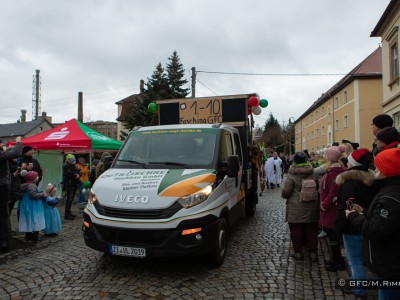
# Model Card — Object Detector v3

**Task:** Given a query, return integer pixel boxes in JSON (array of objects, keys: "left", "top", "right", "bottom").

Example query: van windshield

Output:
[{"left": 115, "top": 128, "right": 218, "bottom": 169}]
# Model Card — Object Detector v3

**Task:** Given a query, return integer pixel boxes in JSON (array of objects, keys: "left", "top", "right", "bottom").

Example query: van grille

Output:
[{"left": 93, "top": 201, "right": 182, "bottom": 219}]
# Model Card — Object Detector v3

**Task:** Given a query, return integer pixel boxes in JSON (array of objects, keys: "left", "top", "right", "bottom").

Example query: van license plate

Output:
[{"left": 110, "top": 245, "right": 146, "bottom": 258}]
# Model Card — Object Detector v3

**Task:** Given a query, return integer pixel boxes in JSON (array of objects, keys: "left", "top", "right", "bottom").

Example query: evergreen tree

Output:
[
  {"left": 120, "top": 52, "right": 189, "bottom": 138},
  {"left": 166, "top": 51, "right": 190, "bottom": 99},
  {"left": 263, "top": 112, "right": 283, "bottom": 148}
]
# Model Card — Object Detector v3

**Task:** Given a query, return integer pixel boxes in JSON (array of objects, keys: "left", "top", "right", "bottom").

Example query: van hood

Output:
[{"left": 92, "top": 168, "right": 216, "bottom": 209}]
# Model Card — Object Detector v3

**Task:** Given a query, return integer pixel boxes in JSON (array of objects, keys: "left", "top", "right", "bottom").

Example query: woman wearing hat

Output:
[
  {"left": 319, "top": 146, "right": 347, "bottom": 271},
  {"left": 281, "top": 152, "right": 319, "bottom": 261},
  {"left": 347, "top": 145, "right": 400, "bottom": 300},
  {"left": 333, "top": 149, "right": 375, "bottom": 299}
]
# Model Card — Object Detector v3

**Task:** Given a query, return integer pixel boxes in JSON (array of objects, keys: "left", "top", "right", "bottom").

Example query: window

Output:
[
  {"left": 311, "top": 130, "right": 314, "bottom": 139},
  {"left": 334, "top": 97, "right": 339, "bottom": 109},
  {"left": 321, "top": 106, "right": 325, "bottom": 116},
  {"left": 335, "top": 119, "right": 339, "bottom": 131},
  {"left": 328, "top": 111, "right": 332, "bottom": 123},
  {"left": 322, "top": 126, "right": 325, "bottom": 135},
  {"left": 233, "top": 132, "right": 243, "bottom": 165},
  {"left": 316, "top": 110, "right": 319, "bottom": 119},
  {"left": 343, "top": 91, "right": 348, "bottom": 104},
  {"left": 344, "top": 115, "right": 348, "bottom": 128},
  {"left": 316, "top": 129, "right": 319, "bottom": 137},
  {"left": 220, "top": 131, "right": 234, "bottom": 162},
  {"left": 390, "top": 41, "right": 399, "bottom": 82},
  {"left": 394, "top": 111, "right": 400, "bottom": 129}
]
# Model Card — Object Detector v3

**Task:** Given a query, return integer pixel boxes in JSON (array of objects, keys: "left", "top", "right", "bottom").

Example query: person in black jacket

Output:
[
  {"left": 333, "top": 149, "right": 375, "bottom": 298},
  {"left": 19, "top": 146, "right": 43, "bottom": 186},
  {"left": 0, "top": 137, "right": 22, "bottom": 251},
  {"left": 62, "top": 155, "right": 81, "bottom": 220},
  {"left": 347, "top": 145, "right": 400, "bottom": 300}
]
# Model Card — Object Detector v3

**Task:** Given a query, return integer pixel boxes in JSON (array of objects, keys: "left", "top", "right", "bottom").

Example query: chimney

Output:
[
  {"left": 21, "top": 109, "right": 27, "bottom": 123},
  {"left": 78, "top": 92, "right": 83, "bottom": 122},
  {"left": 140, "top": 79, "right": 144, "bottom": 94}
]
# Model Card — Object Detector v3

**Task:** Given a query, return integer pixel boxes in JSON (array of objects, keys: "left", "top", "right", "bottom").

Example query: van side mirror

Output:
[{"left": 227, "top": 155, "right": 240, "bottom": 178}]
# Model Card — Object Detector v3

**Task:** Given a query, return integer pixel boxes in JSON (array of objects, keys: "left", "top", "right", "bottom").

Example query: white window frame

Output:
[
  {"left": 343, "top": 115, "right": 348, "bottom": 128},
  {"left": 335, "top": 119, "right": 339, "bottom": 131},
  {"left": 343, "top": 91, "right": 348, "bottom": 104}
]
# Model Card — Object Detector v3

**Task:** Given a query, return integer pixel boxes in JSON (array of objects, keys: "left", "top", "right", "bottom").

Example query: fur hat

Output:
[
  {"left": 22, "top": 146, "right": 33, "bottom": 154},
  {"left": 376, "top": 127, "right": 400, "bottom": 145},
  {"left": 347, "top": 148, "right": 373, "bottom": 170},
  {"left": 24, "top": 171, "right": 38, "bottom": 183},
  {"left": 372, "top": 114, "right": 394, "bottom": 129},
  {"left": 324, "top": 146, "right": 343, "bottom": 163},
  {"left": 293, "top": 152, "right": 308, "bottom": 164},
  {"left": 375, "top": 145, "right": 400, "bottom": 177}
]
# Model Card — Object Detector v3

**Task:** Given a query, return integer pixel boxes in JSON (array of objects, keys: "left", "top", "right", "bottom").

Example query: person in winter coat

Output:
[
  {"left": 76, "top": 157, "right": 89, "bottom": 203},
  {"left": 347, "top": 145, "right": 400, "bottom": 300},
  {"left": 319, "top": 146, "right": 347, "bottom": 271},
  {"left": 333, "top": 149, "right": 375, "bottom": 299},
  {"left": 63, "top": 155, "right": 81, "bottom": 220},
  {"left": 18, "top": 171, "right": 46, "bottom": 242},
  {"left": 281, "top": 152, "right": 319, "bottom": 261},
  {"left": 371, "top": 114, "right": 394, "bottom": 156},
  {"left": 0, "top": 137, "right": 22, "bottom": 251},
  {"left": 375, "top": 126, "right": 400, "bottom": 153},
  {"left": 19, "top": 146, "right": 43, "bottom": 186},
  {"left": 96, "top": 152, "right": 112, "bottom": 179}
]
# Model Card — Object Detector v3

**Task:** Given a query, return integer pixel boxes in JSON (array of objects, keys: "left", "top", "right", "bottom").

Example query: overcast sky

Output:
[{"left": 0, "top": 0, "right": 390, "bottom": 128}]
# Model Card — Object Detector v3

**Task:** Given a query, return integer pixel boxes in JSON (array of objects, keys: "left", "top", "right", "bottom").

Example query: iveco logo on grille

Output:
[{"left": 115, "top": 195, "right": 149, "bottom": 204}]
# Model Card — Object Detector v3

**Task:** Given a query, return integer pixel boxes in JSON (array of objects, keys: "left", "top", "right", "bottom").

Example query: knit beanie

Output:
[
  {"left": 24, "top": 171, "right": 38, "bottom": 183},
  {"left": 347, "top": 148, "right": 373, "bottom": 170},
  {"left": 372, "top": 114, "right": 394, "bottom": 129},
  {"left": 65, "top": 154, "right": 75, "bottom": 159},
  {"left": 376, "top": 127, "right": 400, "bottom": 145},
  {"left": 324, "top": 146, "right": 342, "bottom": 162},
  {"left": 375, "top": 145, "right": 400, "bottom": 177},
  {"left": 22, "top": 146, "right": 33, "bottom": 154},
  {"left": 293, "top": 152, "right": 308, "bottom": 164},
  {"left": 66, "top": 157, "right": 76, "bottom": 165}
]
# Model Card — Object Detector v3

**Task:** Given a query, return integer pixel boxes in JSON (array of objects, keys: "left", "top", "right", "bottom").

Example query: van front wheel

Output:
[{"left": 209, "top": 218, "right": 228, "bottom": 266}]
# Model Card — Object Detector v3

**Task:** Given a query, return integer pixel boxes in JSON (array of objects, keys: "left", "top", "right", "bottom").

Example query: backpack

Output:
[{"left": 299, "top": 179, "right": 319, "bottom": 201}]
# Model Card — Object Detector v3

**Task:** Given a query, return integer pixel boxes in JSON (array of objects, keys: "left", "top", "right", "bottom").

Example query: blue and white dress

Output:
[
  {"left": 19, "top": 183, "right": 46, "bottom": 233},
  {"left": 43, "top": 197, "right": 62, "bottom": 234}
]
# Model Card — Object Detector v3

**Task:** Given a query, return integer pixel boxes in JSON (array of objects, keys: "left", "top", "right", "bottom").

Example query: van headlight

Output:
[
  {"left": 178, "top": 185, "right": 213, "bottom": 208},
  {"left": 88, "top": 188, "right": 97, "bottom": 204}
]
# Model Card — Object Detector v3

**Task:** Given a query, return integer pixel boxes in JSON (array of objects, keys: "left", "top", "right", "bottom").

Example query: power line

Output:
[
  {"left": 197, "top": 70, "right": 346, "bottom": 76},
  {"left": 195, "top": 79, "right": 219, "bottom": 96}
]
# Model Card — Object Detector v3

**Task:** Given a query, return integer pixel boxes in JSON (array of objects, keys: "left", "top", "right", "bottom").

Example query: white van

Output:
[{"left": 83, "top": 95, "right": 260, "bottom": 265}]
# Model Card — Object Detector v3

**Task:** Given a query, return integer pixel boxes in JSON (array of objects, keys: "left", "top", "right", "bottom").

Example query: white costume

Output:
[
  {"left": 273, "top": 157, "right": 283, "bottom": 186},
  {"left": 264, "top": 157, "right": 276, "bottom": 187}
]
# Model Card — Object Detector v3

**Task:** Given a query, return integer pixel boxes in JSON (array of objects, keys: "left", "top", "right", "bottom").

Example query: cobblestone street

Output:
[{"left": 0, "top": 185, "right": 378, "bottom": 299}]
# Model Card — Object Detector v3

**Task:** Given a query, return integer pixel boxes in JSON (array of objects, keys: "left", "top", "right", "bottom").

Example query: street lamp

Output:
[{"left": 288, "top": 117, "right": 295, "bottom": 156}]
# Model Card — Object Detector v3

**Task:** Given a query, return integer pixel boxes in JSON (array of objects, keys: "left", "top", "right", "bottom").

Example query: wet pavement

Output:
[{"left": 0, "top": 184, "right": 379, "bottom": 299}]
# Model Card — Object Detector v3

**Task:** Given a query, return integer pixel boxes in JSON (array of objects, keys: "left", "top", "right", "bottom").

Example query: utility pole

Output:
[
  {"left": 78, "top": 92, "right": 83, "bottom": 122},
  {"left": 191, "top": 67, "right": 196, "bottom": 98}
]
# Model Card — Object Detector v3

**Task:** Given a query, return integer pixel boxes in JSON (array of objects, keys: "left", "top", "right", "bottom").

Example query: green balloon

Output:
[
  {"left": 260, "top": 99, "right": 268, "bottom": 108},
  {"left": 83, "top": 180, "right": 91, "bottom": 189},
  {"left": 148, "top": 102, "right": 158, "bottom": 113}
]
